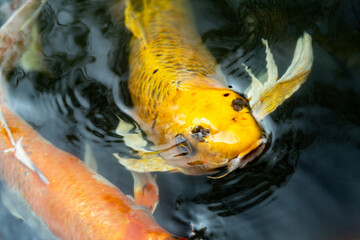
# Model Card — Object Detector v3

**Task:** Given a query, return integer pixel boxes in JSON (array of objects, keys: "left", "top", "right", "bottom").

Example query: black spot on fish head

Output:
[{"left": 231, "top": 98, "right": 247, "bottom": 112}]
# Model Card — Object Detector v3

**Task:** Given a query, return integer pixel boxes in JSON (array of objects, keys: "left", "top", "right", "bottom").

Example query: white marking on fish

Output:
[{"left": 0, "top": 107, "right": 49, "bottom": 184}]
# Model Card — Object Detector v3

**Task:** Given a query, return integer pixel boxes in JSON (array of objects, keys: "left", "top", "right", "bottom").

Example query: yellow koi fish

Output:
[{"left": 114, "top": 0, "right": 313, "bottom": 176}]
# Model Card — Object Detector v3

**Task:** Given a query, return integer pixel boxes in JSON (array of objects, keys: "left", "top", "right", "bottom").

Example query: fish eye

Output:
[
  {"left": 191, "top": 125, "right": 210, "bottom": 142},
  {"left": 174, "top": 134, "right": 192, "bottom": 157}
]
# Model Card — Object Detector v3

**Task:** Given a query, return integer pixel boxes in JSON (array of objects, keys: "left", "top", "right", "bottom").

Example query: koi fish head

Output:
[{"left": 169, "top": 88, "right": 267, "bottom": 175}]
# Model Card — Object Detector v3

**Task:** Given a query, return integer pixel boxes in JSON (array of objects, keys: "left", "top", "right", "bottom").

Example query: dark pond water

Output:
[{"left": 0, "top": 0, "right": 360, "bottom": 239}]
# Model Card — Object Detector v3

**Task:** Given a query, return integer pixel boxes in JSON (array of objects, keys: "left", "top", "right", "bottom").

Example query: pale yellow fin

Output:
[
  {"left": 115, "top": 117, "right": 180, "bottom": 172},
  {"left": 19, "top": 23, "right": 50, "bottom": 73},
  {"left": 0, "top": 0, "right": 47, "bottom": 71},
  {"left": 1, "top": 186, "right": 58, "bottom": 239},
  {"left": 1, "top": 190, "right": 24, "bottom": 220},
  {"left": 114, "top": 153, "right": 181, "bottom": 173},
  {"left": 124, "top": 0, "right": 147, "bottom": 45},
  {"left": 245, "top": 32, "right": 313, "bottom": 120},
  {"left": 115, "top": 117, "right": 149, "bottom": 152},
  {"left": 109, "top": 0, "right": 126, "bottom": 25},
  {"left": 83, "top": 143, "right": 98, "bottom": 172},
  {"left": 131, "top": 172, "right": 159, "bottom": 213},
  {"left": 215, "top": 64, "right": 228, "bottom": 86}
]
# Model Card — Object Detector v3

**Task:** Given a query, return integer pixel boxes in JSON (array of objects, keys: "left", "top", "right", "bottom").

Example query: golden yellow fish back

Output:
[{"left": 126, "top": 0, "right": 224, "bottom": 125}]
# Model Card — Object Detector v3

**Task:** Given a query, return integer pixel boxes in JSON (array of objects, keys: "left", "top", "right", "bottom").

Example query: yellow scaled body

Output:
[
  {"left": 119, "top": 0, "right": 266, "bottom": 175},
  {"left": 115, "top": 0, "right": 313, "bottom": 175}
]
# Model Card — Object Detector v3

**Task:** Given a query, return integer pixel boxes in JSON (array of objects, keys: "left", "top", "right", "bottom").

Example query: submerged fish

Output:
[
  {"left": 0, "top": 0, "right": 181, "bottom": 238},
  {"left": 0, "top": 103, "right": 179, "bottom": 240},
  {"left": 115, "top": 0, "right": 313, "bottom": 176}
]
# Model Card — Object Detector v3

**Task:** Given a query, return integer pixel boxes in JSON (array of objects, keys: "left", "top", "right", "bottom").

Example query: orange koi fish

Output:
[
  {"left": 115, "top": 0, "right": 313, "bottom": 176},
  {"left": 0, "top": 104, "right": 178, "bottom": 240},
  {"left": 0, "top": 0, "right": 182, "bottom": 239}
]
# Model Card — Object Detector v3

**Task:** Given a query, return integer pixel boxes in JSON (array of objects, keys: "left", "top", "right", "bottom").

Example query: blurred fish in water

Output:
[
  {"left": 0, "top": 0, "right": 46, "bottom": 72},
  {"left": 114, "top": 0, "right": 313, "bottom": 177}
]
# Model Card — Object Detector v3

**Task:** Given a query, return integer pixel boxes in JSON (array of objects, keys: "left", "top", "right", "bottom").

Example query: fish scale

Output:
[
  {"left": 128, "top": 0, "right": 221, "bottom": 123},
  {"left": 119, "top": 0, "right": 266, "bottom": 174}
]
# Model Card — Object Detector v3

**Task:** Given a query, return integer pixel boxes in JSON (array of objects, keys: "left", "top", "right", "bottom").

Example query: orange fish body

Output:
[
  {"left": 123, "top": 0, "right": 266, "bottom": 174},
  {"left": 0, "top": 104, "right": 176, "bottom": 240}
]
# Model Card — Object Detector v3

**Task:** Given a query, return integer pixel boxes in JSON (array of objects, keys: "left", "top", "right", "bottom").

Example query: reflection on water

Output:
[{"left": 1, "top": 0, "right": 360, "bottom": 239}]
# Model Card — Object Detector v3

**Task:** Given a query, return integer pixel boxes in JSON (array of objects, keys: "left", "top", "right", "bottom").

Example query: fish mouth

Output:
[{"left": 227, "top": 137, "right": 267, "bottom": 172}]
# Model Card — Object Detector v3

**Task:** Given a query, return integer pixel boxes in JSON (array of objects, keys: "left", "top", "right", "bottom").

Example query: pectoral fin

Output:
[
  {"left": 115, "top": 117, "right": 149, "bottom": 152},
  {"left": 20, "top": 23, "right": 50, "bottom": 74},
  {"left": 1, "top": 189, "right": 24, "bottom": 220},
  {"left": 114, "top": 152, "right": 181, "bottom": 173},
  {"left": 109, "top": 0, "right": 126, "bottom": 26},
  {"left": 0, "top": 0, "right": 47, "bottom": 71},
  {"left": 83, "top": 142, "right": 98, "bottom": 172},
  {"left": 131, "top": 172, "right": 158, "bottom": 213},
  {"left": 245, "top": 32, "right": 313, "bottom": 120},
  {"left": 115, "top": 117, "right": 182, "bottom": 172}
]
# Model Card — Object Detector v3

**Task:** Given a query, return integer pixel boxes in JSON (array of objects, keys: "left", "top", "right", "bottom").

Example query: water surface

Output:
[{"left": 0, "top": 0, "right": 360, "bottom": 239}]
